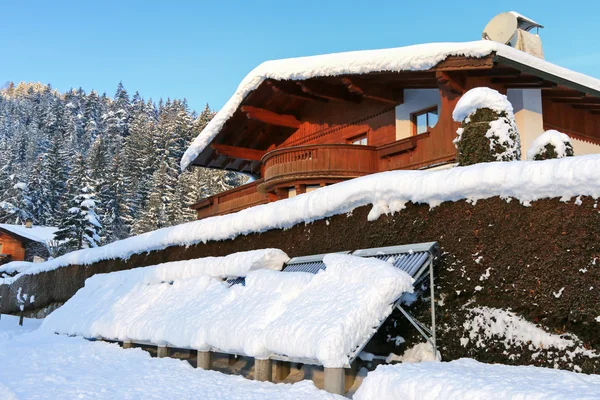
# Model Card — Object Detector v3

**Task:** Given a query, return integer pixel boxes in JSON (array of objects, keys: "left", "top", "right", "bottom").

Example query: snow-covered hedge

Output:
[
  {"left": 453, "top": 87, "right": 521, "bottom": 166},
  {"left": 527, "top": 130, "right": 575, "bottom": 160},
  {"left": 354, "top": 358, "right": 600, "bottom": 400},
  {"left": 41, "top": 253, "right": 414, "bottom": 368},
  {"left": 5, "top": 155, "right": 600, "bottom": 285}
]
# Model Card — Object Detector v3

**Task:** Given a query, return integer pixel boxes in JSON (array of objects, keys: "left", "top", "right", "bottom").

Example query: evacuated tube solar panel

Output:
[{"left": 283, "top": 261, "right": 326, "bottom": 274}]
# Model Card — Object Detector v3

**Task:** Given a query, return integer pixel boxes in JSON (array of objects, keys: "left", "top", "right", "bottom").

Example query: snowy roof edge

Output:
[{"left": 180, "top": 40, "right": 600, "bottom": 170}]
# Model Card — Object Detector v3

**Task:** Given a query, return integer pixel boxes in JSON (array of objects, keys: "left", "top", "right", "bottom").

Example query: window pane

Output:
[
  {"left": 427, "top": 110, "right": 438, "bottom": 129},
  {"left": 352, "top": 136, "right": 368, "bottom": 145},
  {"left": 416, "top": 113, "right": 427, "bottom": 134}
]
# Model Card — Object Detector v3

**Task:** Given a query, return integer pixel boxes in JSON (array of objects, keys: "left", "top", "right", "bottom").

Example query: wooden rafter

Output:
[
  {"left": 340, "top": 77, "right": 404, "bottom": 104},
  {"left": 211, "top": 143, "right": 267, "bottom": 162},
  {"left": 542, "top": 89, "right": 586, "bottom": 99},
  {"left": 265, "top": 79, "right": 327, "bottom": 102},
  {"left": 435, "top": 71, "right": 465, "bottom": 94},
  {"left": 550, "top": 97, "right": 600, "bottom": 105},
  {"left": 241, "top": 106, "right": 302, "bottom": 129},
  {"left": 297, "top": 80, "right": 362, "bottom": 103}
]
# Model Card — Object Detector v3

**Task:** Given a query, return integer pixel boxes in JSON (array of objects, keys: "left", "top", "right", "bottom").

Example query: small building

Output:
[
  {"left": 0, "top": 221, "right": 58, "bottom": 264},
  {"left": 182, "top": 12, "right": 600, "bottom": 220}
]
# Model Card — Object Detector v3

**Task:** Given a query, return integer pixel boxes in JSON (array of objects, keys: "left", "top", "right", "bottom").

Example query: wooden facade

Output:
[
  {"left": 0, "top": 231, "right": 26, "bottom": 263},
  {"left": 190, "top": 54, "right": 600, "bottom": 219}
]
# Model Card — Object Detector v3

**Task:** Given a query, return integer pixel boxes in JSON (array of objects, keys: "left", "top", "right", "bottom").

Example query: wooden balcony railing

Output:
[
  {"left": 260, "top": 144, "right": 379, "bottom": 193},
  {"left": 190, "top": 179, "right": 268, "bottom": 220}
]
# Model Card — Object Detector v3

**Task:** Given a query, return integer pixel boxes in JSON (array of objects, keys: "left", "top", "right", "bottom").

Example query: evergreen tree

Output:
[{"left": 55, "top": 153, "right": 102, "bottom": 251}]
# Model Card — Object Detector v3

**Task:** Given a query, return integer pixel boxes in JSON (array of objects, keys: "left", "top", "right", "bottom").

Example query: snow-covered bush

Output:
[
  {"left": 453, "top": 88, "right": 521, "bottom": 166},
  {"left": 527, "top": 130, "right": 574, "bottom": 160}
]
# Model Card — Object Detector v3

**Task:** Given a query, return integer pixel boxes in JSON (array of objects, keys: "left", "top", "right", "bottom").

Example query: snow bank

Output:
[
  {"left": 0, "top": 314, "right": 43, "bottom": 343},
  {"left": 527, "top": 130, "right": 574, "bottom": 160},
  {"left": 354, "top": 358, "right": 600, "bottom": 400},
  {"left": 181, "top": 40, "right": 600, "bottom": 170},
  {"left": 5, "top": 155, "right": 600, "bottom": 285},
  {"left": 386, "top": 342, "right": 440, "bottom": 364},
  {"left": 0, "top": 331, "right": 342, "bottom": 400},
  {"left": 42, "top": 254, "right": 413, "bottom": 367},
  {"left": 461, "top": 306, "right": 598, "bottom": 363},
  {"left": 452, "top": 87, "right": 514, "bottom": 122}
]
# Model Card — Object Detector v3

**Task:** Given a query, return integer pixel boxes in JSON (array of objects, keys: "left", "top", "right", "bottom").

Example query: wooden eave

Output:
[{"left": 189, "top": 52, "right": 600, "bottom": 172}]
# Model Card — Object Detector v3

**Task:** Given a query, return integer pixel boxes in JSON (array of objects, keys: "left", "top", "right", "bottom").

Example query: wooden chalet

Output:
[
  {"left": 0, "top": 221, "right": 57, "bottom": 264},
  {"left": 185, "top": 16, "right": 600, "bottom": 220}
]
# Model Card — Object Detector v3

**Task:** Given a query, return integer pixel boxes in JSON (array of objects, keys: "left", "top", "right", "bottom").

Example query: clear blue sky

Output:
[{"left": 2, "top": 0, "right": 599, "bottom": 113}]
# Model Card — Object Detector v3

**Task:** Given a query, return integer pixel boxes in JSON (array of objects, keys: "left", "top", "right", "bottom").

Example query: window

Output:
[
  {"left": 412, "top": 107, "right": 438, "bottom": 135},
  {"left": 349, "top": 135, "right": 368, "bottom": 146}
]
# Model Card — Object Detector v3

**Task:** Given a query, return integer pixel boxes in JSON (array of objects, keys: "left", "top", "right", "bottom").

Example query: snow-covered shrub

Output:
[
  {"left": 527, "top": 130, "right": 574, "bottom": 161},
  {"left": 453, "top": 87, "right": 521, "bottom": 166}
]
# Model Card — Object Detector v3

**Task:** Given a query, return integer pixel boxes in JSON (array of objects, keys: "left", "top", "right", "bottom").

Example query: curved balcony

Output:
[{"left": 259, "top": 144, "right": 379, "bottom": 194}]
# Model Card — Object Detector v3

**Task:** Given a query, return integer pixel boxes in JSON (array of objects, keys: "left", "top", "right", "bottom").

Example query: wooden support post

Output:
[
  {"left": 272, "top": 360, "right": 291, "bottom": 382},
  {"left": 157, "top": 345, "right": 168, "bottom": 358},
  {"left": 254, "top": 358, "right": 272, "bottom": 382},
  {"left": 196, "top": 351, "right": 211, "bottom": 370},
  {"left": 122, "top": 340, "right": 133, "bottom": 349},
  {"left": 324, "top": 367, "right": 345, "bottom": 395}
]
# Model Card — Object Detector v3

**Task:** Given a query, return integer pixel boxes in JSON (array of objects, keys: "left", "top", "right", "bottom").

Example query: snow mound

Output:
[
  {"left": 181, "top": 40, "right": 600, "bottom": 170},
  {"left": 386, "top": 342, "right": 440, "bottom": 364},
  {"left": 42, "top": 253, "right": 413, "bottom": 367},
  {"left": 452, "top": 87, "right": 514, "bottom": 122},
  {"left": 0, "top": 331, "right": 342, "bottom": 400},
  {"left": 527, "top": 130, "right": 574, "bottom": 160},
  {"left": 6, "top": 155, "right": 600, "bottom": 285},
  {"left": 354, "top": 358, "right": 600, "bottom": 400},
  {"left": 460, "top": 306, "right": 598, "bottom": 363}
]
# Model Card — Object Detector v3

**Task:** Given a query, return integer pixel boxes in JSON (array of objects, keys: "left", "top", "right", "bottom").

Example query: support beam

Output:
[
  {"left": 196, "top": 351, "right": 211, "bottom": 370},
  {"left": 122, "top": 340, "right": 133, "bottom": 349},
  {"left": 542, "top": 89, "right": 586, "bottom": 99},
  {"left": 550, "top": 97, "right": 600, "bottom": 105},
  {"left": 241, "top": 106, "right": 302, "bottom": 129},
  {"left": 435, "top": 71, "right": 465, "bottom": 95},
  {"left": 157, "top": 345, "right": 168, "bottom": 358},
  {"left": 254, "top": 358, "right": 272, "bottom": 382},
  {"left": 265, "top": 79, "right": 327, "bottom": 102},
  {"left": 324, "top": 368, "right": 345, "bottom": 395},
  {"left": 298, "top": 80, "right": 362, "bottom": 103},
  {"left": 272, "top": 360, "right": 291, "bottom": 382},
  {"left": 211, "top": 143, "right": 266, "bottom": 162},
  {"left": 341, "top": 77, "right": 404, "bottom": 104}
]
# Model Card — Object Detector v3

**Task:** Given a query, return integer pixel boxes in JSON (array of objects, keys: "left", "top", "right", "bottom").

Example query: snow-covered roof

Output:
[
  {"left": 4, "top": 154, "right": 600, "bottom": 285},
  {"left": 181, "top": 40, "right": 600, "bottom": 170},
  {"left": 0, "top": 224, "right": 57, "bottom": 244}
]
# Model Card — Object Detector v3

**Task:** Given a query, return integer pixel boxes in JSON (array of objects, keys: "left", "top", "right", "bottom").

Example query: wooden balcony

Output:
[
  {"left": 259, "top": 144, "right": 379, "bottom": 194},
  {"left": 191, "top": 179, "right": 268, "bottom": 220},
  {"left": 191, "top": 137, "right": 444, "bottom": 220}
]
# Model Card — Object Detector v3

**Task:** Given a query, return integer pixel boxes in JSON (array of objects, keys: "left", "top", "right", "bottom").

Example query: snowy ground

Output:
[
  {"left": 2, "top": 316, "right": 600, "bottom": 399},
  {"left": 354, "top": 358, "right": 600, "bottom": 400},
  {"left": 0, "top": 318, "right": 341, "bottom": 400}
]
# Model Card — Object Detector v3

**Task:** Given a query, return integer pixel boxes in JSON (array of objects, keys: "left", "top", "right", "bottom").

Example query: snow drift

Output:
[
  {"left": 41, "top": 253, "right": 414, "bottom": 367},
  {"left": 354, "top": 358, "right": 600, "bottom": 400}
]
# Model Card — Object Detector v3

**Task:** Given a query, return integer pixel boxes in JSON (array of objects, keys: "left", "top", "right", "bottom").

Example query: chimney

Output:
[{"left": 25, "top": 218, "right": 33, "bottom": 228}]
